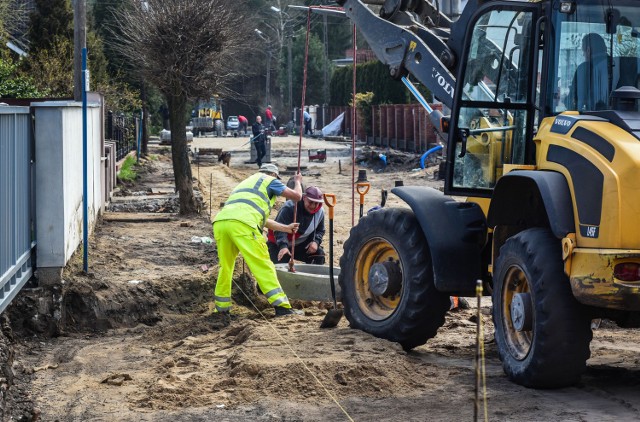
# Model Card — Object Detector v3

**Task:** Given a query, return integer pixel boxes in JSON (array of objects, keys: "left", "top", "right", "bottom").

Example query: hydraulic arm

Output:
[{"left": 337, "top": 0, "right": 458, "bottom": 108}]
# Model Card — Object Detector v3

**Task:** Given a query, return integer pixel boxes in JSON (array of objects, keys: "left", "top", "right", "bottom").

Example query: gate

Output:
[{"left": 0, "top": 106, "right": 35, "bottom": 314}]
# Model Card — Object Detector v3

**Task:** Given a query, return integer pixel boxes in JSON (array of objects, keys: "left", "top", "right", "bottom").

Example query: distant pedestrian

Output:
[
  {"left": 238, "top": 115, "right": 248, "bottom": 134},
  {"left": 213, "top": 165, "right": 305, "bottom": 317},
  {"left": 303, "top": 108, "right": 312, "bottom": 136},
  {"left": 265, "top": 105, "right": 275, "bottom": 131},
  {"left": 252, "top": 115, "right": 267, "bottom": 168}
]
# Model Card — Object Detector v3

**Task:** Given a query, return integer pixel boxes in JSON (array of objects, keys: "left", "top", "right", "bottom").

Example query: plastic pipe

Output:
[{"left": 420, "top": 144, "right": 443, "bottom": 169}]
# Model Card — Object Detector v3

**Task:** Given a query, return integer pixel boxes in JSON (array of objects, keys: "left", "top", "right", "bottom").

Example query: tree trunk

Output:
[
  {"left": 168, "top": 95, "right": 198, "bottom": 215},
  {"left": 142, "top": 84, "right": 149, "bottom": 156}
]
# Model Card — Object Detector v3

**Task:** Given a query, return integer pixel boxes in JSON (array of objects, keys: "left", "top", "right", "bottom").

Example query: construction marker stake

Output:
[{"left": 474, "top": 279, "right": 488, "bottom": 422}]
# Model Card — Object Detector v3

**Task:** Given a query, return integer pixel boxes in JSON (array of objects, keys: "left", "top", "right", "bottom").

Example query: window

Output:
[
  {"left": 551, "top": 1, "right": 640, "bottom": 113},
  {"left": 452, "top": 9, "right": 535, "bottom": 191}
]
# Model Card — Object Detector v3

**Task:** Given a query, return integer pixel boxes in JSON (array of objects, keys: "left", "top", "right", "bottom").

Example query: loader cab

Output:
[
  {"left": 446, "top": 1, "right": 542, "bottom": 197},
  {"left": 446, "top": 0, "right": 640, "bottom": 198},
  {"left": 547, "top": 0, "right": 640, "bottom": 115}
]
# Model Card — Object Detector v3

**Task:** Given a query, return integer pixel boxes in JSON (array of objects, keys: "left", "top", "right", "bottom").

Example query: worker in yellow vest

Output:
[{"left": 213, "top": 164, "right": 304, "bottom": 317}]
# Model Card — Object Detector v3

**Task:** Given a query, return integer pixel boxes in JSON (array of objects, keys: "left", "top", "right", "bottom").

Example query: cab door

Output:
[{"left": 446, "top": 3, "right": 542, "bottom": 198}]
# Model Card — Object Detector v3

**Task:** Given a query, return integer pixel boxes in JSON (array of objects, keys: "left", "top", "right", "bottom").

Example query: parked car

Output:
[
  {"left": 226, "top": 116, "right": 239, "bottom": 131},
  {"left": 159, "top": 127, "right": 193, "bottom": 145}
]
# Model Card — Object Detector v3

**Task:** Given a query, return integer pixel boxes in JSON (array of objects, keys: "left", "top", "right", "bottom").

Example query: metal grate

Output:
[
  {"left": 0, "top": 107, "right": 35, "bottom": 314},
  {"left": 106, "top": 111, "right": 137, "bottom": 161}
]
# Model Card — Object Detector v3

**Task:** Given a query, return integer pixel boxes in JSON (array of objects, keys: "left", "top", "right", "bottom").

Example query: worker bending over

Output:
[
  {"left": 213, "top": 164, "right": 304, "bottom": 317},
  {"left": 267, "top": 186, "right": 326, "bottom": 265}
]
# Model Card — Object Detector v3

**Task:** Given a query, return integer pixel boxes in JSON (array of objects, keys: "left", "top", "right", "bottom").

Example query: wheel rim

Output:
[
  {"left": 354, "top": 237, "right": 403, "bottom": 321},
  {"left": 501, "top": 265, "right": 534, "bottom": 360}
]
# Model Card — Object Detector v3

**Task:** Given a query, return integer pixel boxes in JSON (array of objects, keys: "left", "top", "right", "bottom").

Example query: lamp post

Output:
[
  {"left": 270, "top": 5, "right": 287, "bottom": 55},
  {"left": 323, "top": 13, "right": 329, "bottom": 105},
  {"left": 270, "top": 6, "right": 294, "bottom": 122},
  {"left": 254, "top": 28, "right": 272, "bottom": 106},
  {"left": 287, "top": 36, "right": 293, "bottom": 122}
]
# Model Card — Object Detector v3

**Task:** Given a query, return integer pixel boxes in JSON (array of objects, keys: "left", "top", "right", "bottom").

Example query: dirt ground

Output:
[{"left": 6, "top": 137, "right": 640, "bottom": 421}]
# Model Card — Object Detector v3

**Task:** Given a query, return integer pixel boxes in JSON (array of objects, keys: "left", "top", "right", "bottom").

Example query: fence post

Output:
[{"left": 107, "top": 111, "right": 113, "bottom": 140}]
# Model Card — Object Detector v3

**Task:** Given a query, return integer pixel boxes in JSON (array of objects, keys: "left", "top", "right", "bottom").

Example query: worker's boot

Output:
[
  {"left": 274, "top": 306, "right": 304, "bottom": 317},
  {"left": 211, "top": 310, "right": 231, "bottom": 326},
  {"left": 449, "top": 296, "right": 471, "bottom": 311}
]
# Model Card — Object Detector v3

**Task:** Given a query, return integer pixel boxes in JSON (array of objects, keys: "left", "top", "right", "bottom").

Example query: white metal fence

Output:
[{"left": 0, "top": 106, "right": 35, "bottom": 314}]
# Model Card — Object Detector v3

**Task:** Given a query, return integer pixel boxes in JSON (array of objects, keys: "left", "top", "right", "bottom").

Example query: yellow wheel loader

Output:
[{"left": 336, "top": 0, "right": 640, "bottom": 388}]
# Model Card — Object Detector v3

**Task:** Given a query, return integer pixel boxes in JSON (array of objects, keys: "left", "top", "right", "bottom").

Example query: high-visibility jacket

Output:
[{"left": 214, "top": 173, "right": 277, "bottom": 231}]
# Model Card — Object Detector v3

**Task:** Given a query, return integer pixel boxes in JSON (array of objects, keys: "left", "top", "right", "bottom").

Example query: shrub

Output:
[{"left": 117, "top": 155, "right": 138, "bottom": 183}]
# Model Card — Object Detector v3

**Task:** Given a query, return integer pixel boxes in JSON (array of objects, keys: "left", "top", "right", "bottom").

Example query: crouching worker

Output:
[
  {"left": 213, "top": 164, "right": 305, "bottom": 317},
  {"left": 267, "top": 186, "right": 326, "bottom": 265}
]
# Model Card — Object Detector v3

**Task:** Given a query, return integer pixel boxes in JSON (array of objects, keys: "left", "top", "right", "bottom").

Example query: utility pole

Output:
[
  {"left": 266, "top": 50, "right": 271, "bottom": 106},
  {"left": 255, "top": 28, "right": 272, "bottom": 107},
  {"left": 73, "top": 0, "right": 87, "bottom": 101},
  {"left": 288, "top": 37, "right": 293, "bottom": 121},
  {"left": 323, "top": 14, "right": 329, "bottom": 105}
]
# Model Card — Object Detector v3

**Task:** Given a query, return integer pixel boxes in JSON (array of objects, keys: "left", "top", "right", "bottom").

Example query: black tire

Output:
[
  {"left": 338, "top": 208, "right": 450, "bottom": 350},
  {"left": 493, "top": 228, "right": 592, "bottom": 388}
]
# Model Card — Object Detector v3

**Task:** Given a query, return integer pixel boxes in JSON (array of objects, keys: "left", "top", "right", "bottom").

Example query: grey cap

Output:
[{"left": 259, "top": 163, "right": 281, "bottom": 179}]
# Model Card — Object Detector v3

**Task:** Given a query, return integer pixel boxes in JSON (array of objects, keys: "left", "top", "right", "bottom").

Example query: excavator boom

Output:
[{"left": 338, "top": 0, "right": 457, "bottom": 108}]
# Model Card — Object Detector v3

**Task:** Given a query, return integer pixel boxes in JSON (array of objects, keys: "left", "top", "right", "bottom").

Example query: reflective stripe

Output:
[
  {"left": 271, "top": 297, "right": 288, "bottom": 307},
  {"left": 214, "top": 296, "right": 231, "bottom": 302},
  {"left": 252, "top": 175, "right": 266, "bottom": 191},
  {"left": 264, "top": 287, "right": 284, "bottom": 298},
  {"left": 232, "top": 188, "right": 269, "bottom": 205},
  {"left": 224, "top": 199, "right": 266, "bottom": 223},
  {"left": 253, "top": 176, "right": 273, "bottom": 216},
  {"left": 230, "top": 176, "right": 268, "bottom": 202},
  {"left": 215, "top": 173, "right": 276, "bottom": 229},
  {"left": 232, "top": 175, "right": 266, "bottom": 193},
  {"left": 215, "top": 305, "right": 230, "bottom": 312}
]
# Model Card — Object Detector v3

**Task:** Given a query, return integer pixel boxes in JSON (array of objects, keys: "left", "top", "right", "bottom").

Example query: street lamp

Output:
[
  {"left": 254, "top": 29, "right": 272, "bottom": 106},
  {"left": 287, "top": 36, "right": 293, "bottom": 122},
  {"left": 270, "top": 6, "right": 294, "bottom": 122}
]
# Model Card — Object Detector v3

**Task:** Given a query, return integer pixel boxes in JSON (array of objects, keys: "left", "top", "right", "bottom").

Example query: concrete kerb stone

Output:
[{"left": 275, "top": 263, "right": 341, "bottom": 302}]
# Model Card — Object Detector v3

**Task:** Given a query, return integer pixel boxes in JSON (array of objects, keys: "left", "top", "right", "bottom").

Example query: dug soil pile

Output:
[{"left": 3, "top": 142, "right": 640, "bottom": 421}]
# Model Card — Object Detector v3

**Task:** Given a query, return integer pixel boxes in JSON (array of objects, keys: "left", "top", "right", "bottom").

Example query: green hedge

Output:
[{"left": 329, "top": 61, "right": 432, "bottom": 106}]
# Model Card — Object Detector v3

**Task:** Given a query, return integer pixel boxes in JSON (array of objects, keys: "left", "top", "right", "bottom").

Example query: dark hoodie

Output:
[{"left": 267, "top": 199, "right": 325, "bottom": 250}]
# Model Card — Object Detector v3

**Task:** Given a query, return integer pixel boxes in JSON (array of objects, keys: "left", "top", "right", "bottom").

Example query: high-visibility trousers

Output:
[{"left": 213, "top": 219, "right": 292, "bottom": 312}]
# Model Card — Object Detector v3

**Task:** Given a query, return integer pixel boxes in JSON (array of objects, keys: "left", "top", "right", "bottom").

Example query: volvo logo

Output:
[
  {"left": 555, "top": 118, "right": 572, "bottom": 127},
  {"left": 550, "top": 116, "right": 576, "bottom": 134},
  {"left": 432, "top": 68, "right": 454, "bottom": 98}
]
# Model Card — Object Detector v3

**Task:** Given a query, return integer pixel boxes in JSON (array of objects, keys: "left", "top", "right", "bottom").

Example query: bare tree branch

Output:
[
  {"left": 0, "top": 0, "right": 29, "bottom": 41},
  {"left": 112, "top": 0, "right": 250, "bottom": 101},
  {"left": 111, "top": 0, "right": 252, "bottom": 215}
]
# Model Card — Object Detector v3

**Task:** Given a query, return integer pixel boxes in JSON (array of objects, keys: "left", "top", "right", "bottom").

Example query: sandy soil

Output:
[{"left": 8, "top": 138, "right": 640, "bottom": 421}]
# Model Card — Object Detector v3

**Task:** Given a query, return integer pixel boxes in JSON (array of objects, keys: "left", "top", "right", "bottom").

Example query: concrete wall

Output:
[{"left": 33, "top": 101, "right": 102, "bottom": 268}]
